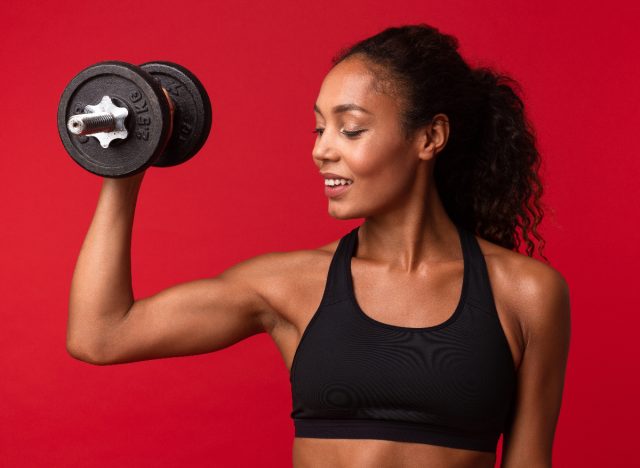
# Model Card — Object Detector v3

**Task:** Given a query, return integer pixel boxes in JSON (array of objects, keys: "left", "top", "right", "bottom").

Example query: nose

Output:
[{"left": 312, "top": 132, "right": 338, "bottom": 166}]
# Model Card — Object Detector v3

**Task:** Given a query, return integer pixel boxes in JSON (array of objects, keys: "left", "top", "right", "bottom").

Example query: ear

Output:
[{"left": 416, "top": 113, "right": 450, "bottom": 161}]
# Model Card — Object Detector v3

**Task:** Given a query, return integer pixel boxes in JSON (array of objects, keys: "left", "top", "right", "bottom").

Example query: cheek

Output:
[{"left": 349, "top": 136, "right": 411, "bottom": 181}]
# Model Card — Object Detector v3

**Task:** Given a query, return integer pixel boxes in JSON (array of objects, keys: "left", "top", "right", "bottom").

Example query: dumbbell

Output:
[{"left": 57, "top": 61, "right": 212, "bottom": 177}]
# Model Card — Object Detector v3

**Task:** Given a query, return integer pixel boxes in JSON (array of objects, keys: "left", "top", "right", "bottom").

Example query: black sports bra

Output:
[{"left": 289, "top": 224, "right": 517, "bottom": 453}]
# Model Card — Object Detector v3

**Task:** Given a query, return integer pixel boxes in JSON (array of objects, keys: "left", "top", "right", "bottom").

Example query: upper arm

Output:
[
  {"left": 94, "top": 252, "right": 281, "bottom": 365},
  {"left": 500, "top": 265, "right": 571, "bottom": 467}
]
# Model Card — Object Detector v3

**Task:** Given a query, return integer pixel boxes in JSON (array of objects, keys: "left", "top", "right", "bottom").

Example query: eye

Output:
[
  {"left": 312, "top": 128, "right": 367, "bottom": 138},
  {"left": 341, "top": 129, "right": 366, "bottom": 138}
]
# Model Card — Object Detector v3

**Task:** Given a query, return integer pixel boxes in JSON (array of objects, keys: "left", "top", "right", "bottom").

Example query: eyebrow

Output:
[{"left": 314, "top": 103, "right": 373, "bottom": 116}]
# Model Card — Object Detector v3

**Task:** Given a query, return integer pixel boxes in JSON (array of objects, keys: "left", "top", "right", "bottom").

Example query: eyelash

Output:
[{"left": 312, "top": 128, "right": 366, "bottom": 138}]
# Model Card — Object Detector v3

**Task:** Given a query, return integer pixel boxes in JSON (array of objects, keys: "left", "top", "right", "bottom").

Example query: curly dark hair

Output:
[{"left": 331, "top": 24, "right": 548, "bottom": 262}]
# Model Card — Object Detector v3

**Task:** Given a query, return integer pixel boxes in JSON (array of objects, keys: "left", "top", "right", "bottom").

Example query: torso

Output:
[{"left": 258, "top": 232, "right": 529, "bottom": 468}]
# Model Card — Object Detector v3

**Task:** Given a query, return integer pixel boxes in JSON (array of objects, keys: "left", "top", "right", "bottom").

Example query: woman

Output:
[{"left": 66, "top": 24, "right": 571, "bottom": 468}]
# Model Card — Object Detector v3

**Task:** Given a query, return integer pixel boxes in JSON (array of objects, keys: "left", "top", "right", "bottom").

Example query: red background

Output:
[{"left": 1, "top": 0, "right": 638, "bottom": 466}]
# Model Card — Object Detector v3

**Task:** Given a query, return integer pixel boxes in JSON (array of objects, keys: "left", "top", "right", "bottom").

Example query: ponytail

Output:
[{"left": 464, "top": 67, "right": 547, "bottom": 260}]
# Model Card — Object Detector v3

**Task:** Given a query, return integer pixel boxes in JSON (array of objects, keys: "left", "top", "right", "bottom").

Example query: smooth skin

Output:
[{"left": 67, "top": 56, "right": 571, "bottom": 468}]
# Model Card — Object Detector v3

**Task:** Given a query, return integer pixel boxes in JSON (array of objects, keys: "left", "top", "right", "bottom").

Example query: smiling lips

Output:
[
  {"left": 321, "top": 171, "right": 352, "bottom": 181},
  {"left": 320, "top": 172, "right": 353, "bottom": 198},
  {"left": 324, "top": 180, "right": 352, "bottom": 198}
]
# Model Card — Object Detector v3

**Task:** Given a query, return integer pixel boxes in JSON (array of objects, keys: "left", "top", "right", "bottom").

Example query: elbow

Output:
[
  {"left": 66, "top": 338, "right": 112, "bottom": 366},
  {"left": 501, "top": 452, "right": 552, "bottom": 468},
  {"left": 503, "top": 463, "right": 551, "bottom": 468},
  {"left": 66, "top": 310, "right": 118, "bottom": 365}
]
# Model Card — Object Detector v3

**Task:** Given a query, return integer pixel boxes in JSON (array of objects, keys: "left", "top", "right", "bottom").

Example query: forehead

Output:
[{"left": 315, "top": 57, "right": 392, "bottom": 115}]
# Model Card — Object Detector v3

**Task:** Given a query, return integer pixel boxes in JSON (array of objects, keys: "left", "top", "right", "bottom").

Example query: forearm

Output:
[{"left": 66, "top": 172, "right": 145, "bottom": 360}]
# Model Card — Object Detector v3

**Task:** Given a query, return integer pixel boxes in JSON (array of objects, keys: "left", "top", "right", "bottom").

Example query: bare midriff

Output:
[{"left": 292, "top": 437, "right": 496, "bottom": 468}]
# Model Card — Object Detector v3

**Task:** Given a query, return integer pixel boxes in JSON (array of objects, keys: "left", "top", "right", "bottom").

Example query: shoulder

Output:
[
  {"left": 222, "top": 239, "right": 338, "bottom": 280},
  {"left": 232, "top": 239, "right": 339, "bottom": 287},
  {"left": 475, "top": 235, "right": 571, "bottom": 347},
  {"left": 220, "top": 238, "right": 341, "bottom": 332}
]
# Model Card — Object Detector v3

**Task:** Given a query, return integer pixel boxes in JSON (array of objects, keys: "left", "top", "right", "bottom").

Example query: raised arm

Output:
[{"left": 66, "top": 172, "right": 278, "bottom": 365}]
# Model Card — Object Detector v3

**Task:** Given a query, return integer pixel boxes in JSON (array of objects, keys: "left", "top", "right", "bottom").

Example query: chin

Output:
[{"left": 328, "top": 207, "right": 366, "bottom": 220}]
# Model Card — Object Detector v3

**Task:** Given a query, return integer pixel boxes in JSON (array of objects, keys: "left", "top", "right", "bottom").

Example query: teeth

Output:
[{"left": 325, "top": 179, "right": 353, "bottom": 186}]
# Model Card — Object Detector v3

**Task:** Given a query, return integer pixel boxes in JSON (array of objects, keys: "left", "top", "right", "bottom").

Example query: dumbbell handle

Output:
[
  {"left": 66, "top": 91, "right": 174, "bottom": 139},
  {"left": 68, "top": 113, "right": 116, "bottom": 135},
  {"left": 66, "top": 96, "right": 129, "bottom": 148}
]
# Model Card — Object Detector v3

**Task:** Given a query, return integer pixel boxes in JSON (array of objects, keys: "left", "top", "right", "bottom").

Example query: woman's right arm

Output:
[{"left": 66, "top": 172, "right": 278, "bottom": 365}]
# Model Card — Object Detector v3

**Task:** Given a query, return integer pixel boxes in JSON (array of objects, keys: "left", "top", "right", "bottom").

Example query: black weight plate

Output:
[
  {"left": 57, "top": 61, "right": 171, "bottom": 178},
  {"left": 139, "top": 61, "right": 212, "bottom": 167}
]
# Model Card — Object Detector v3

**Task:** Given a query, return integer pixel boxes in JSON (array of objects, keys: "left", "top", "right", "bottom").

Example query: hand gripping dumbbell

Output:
[{"left": 57, "top": 61, "right": 212, "bottom": 177}]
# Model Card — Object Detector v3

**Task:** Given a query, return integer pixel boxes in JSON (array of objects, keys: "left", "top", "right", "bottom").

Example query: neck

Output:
[{"left": 357, "top": 180, "right": 461, "bottom": 274}]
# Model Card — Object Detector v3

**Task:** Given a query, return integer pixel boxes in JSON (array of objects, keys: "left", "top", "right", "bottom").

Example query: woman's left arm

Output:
[{"left": 500, "top": 266, "right": 571, "bottom": 468}]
